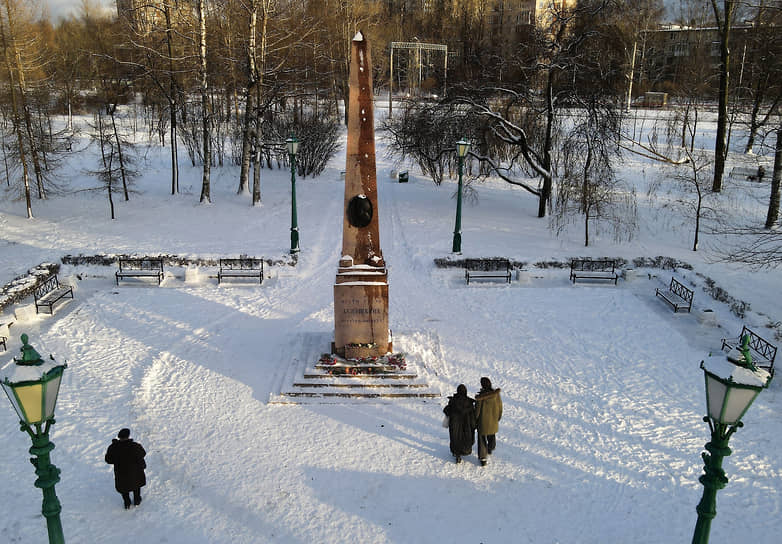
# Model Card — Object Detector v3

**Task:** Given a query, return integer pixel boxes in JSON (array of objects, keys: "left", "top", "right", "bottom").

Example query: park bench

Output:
[
  {"left": 569, "top": 259, "right": 618, "bottom": 285},
  {"left": 218, "top": 258, "right": 264, "bottom": 285},
  {"left": 729, "top": 166, "right": 766, "bottom": 182},
  {"left": 655, "top": 277, "right": 694, "bottom": 313},
  {"left": 34, "top": 274, "right": 74, "bottom": 314},
  {"left": 721, "top": 325, "right": 777, "bottom": 378},
  {"left": 465, "top": 258, "right": 512, "bottom": 285},
  {"left": 115, "top": 257, "right": 164, "bottom": 285}
]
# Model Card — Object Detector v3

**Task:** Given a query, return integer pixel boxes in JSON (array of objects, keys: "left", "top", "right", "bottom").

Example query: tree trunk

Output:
[
  {"left": 164, "top": 2, "right": 179, "bottom": 195},
  {"left": 239, "top": 89, "right": 254, "bottom": 194},
  {"left": 251, "top": 2, "right": 269, "bottom": 207},
  {"left": 583, "top": 141, "right": 593, "bottom": 247},
  {"left": 238, "top": 0, "right": 258, "bottom": 195},
  {"left": 538, "top": 68, "right": 555, "bottom": 218},
  {"left": 694, "top": 161, "right": 702, "bottom": 251},
  {"left": 109, "top": 106, "right": 130, "bottom": 201},
  {"left": 765, "top": 126, "right": 781, "bottom": 229},
  {"left": 198, "top": 0, "right": 211, "bottom": 203},
  {"left": 710, "top": 0, "right": 735, "bottom": 193},
  {"left": 107, "top": 153, "right": 116, "bottom": 220},
  {"left": 744, "top": 75, "right": 767, "bottom": 155}
]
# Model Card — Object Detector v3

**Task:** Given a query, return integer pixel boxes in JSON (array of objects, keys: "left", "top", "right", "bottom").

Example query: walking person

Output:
[
  {"left": 475, "top": 377, "right": 502, "bottom": 466},
  {"left": 443, "top": 384, "right": 476, "bottom": 463},
  {"left": 105, "top": 428, "right": 147, "bottom": 509}
]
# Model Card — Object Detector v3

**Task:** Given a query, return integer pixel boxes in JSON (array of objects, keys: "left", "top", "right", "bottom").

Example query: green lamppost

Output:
[
  {"left": 286, "top": 135, "right": 300, "bottom": 254},
  {"left": 2, "top": 334, "right": 67, "bottom": 544},
  {"left": 452, "top": 138, "right": 470, "bottom": 253},
  {"left": 691, "top": 356, "right": 770, "bottom": 544}
]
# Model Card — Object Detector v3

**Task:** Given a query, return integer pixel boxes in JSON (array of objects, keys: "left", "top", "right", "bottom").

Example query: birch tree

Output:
[{"left": 197, "top": 0, "right": 211, "bottom": 203}]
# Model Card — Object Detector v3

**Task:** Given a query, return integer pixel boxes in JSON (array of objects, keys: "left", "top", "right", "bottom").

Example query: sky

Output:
[{"left": 44, "top": 0, "right": 114, "bottom": 20}]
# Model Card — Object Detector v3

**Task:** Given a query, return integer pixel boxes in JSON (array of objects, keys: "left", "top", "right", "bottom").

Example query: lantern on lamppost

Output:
[
  {"left": 691, "top": 356, "right": 770, "bottom": 544},
  {"left": 452, "top": 138, "right": 470, "bottom": 254},
  {"left": 2, "top": 334, "right": 67, "bottom": 544},
  {"left": 286, "top": 135, "right": 300, "bottom": 254}
]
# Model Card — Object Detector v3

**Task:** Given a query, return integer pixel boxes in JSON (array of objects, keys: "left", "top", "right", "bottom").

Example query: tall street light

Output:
[
  {"left": 452, "top": 138, "right": 469, "bottom": 254},
  {"left": 2, "top": 334, "right": 67, "bottom": 544},
  {"left": 691, "top": 356, "right": 770, "bottom": 544},
  {"left": 286, "top": 136, "right": 300, "bottom": 254}
]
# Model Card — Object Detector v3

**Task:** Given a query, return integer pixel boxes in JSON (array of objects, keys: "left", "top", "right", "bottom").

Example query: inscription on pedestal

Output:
[{"left": 334, "top": 283, "right": 389, "bottom": 355}]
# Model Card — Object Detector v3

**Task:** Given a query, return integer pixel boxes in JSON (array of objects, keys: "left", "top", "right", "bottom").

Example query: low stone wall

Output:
[
  {"left": 1, "top": 253, "right": 296, "bottom": 315},
  {"left": 61, "top": 253, "right": 296, "bottom": 268},
  {"left": 0, "top": 263, "right": 60, "bottom": 314},
  {"left": 432, "top": 256, "right": 771, "bottom": 328}
]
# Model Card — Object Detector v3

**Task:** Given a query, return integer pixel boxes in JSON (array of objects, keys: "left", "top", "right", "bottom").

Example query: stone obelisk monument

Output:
[{"left": 333, "top": 31, "right": 391, "bottom": 359}]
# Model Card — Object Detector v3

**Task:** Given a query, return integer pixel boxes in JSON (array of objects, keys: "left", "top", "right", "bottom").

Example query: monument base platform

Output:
[{"left": 269, "top": 332, "right": 442, "bottom": 403}]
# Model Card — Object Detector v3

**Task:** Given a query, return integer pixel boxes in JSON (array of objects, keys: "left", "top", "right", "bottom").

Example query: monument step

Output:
[
  {"left": 304, "top": 371, "right": 419, "bottom": 380},
  {"left": 269, "top": 332, "right": 443, "bottom": 404},
  {"left": 277, "top": 390, "right": 441, "bottom": 399},
  {"left": 293, "top": 381, "right": 431, "bottom": 388}
]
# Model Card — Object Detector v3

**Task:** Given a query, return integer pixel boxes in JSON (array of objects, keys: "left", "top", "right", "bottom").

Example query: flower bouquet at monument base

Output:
[{"left": 316, "top": 350, "right": 407, "bottom": 375}]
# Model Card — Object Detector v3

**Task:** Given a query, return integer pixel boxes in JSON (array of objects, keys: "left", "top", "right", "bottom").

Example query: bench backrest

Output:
[
  {"left": 34, "top": 274, "right": 59, "bottom": 298},
  {"left": 463, "top": 258, "right": 510, "bottom": 272},
  {"left": 669, "top": 277, "right": 693, "bottom": 301},
  {"left": 118, "top": 258, "right": 163, "bottom": 271},
  {"left": 741, "top": 326, "right": 777, "bottom": 364},
  {"left": 571, "top": 259, "right": 615, "bottom": 272},
  {"left": 220, "top": 258, "right": 262, "bottom": 270}
]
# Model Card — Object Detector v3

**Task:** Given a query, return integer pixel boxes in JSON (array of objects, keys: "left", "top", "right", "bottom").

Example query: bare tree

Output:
[
  {"left": 383, "top": 100, "right": 469, "bottom": 186},
  {"left": 553, "top": 99, "right": 636, "bottom": 247},
  {"left": 122, "top": 0, "right": 186, "bottom": 196},
  {"left": 308, "top": 0, "right": 382, "bottom": 125},
  {"left": 0, "top": 0, "right": 35, "bottom": 217},
  {"left": 238, "top": 0, "right": 298, "bottom": 205},
  {"left": 86, "top": 107, "right": 139, "bottom": 219},
  {"left": 670, "top": 148, "right": 719, "bottom": 251}
]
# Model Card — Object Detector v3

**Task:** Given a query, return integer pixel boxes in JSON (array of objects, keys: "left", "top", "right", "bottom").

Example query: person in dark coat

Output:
[
  {"left": 475, "top": 377, "right": 502, "bottom": 466},
  {"left": 105, "top": 428, "right": 147, "bottom": 509},
  {"left": 443, "top": 384, "right": 476, "bottom": 463}
]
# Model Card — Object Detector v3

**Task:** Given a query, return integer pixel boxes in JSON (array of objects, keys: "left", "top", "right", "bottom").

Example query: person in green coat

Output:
[{"left": 474, "top": 377, "right": 502, "bottom": 466}]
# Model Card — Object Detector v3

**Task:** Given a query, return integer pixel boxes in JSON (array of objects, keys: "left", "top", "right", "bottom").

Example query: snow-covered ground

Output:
[{"left": 0, "top": 107, "right": 780, "bottom": 543}]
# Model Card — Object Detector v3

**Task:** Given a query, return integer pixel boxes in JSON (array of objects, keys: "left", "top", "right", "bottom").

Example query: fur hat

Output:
[{"left": 117, "top": 428, "right": 130, "bottom": 439}]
